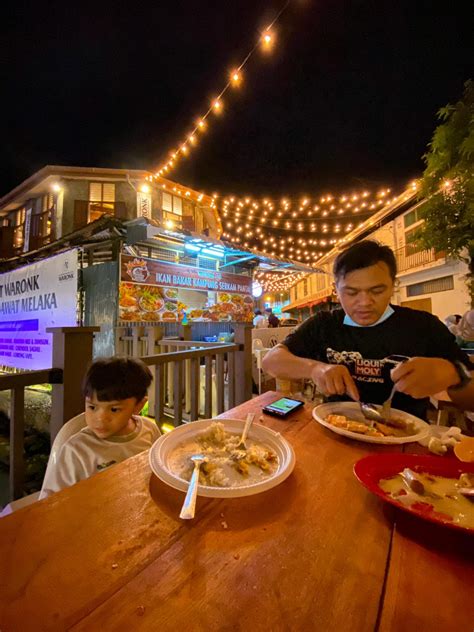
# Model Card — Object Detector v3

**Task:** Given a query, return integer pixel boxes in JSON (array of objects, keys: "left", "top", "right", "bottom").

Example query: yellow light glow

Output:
[
  {"left": 51, "top": 183, "right": 61, "bottom": 192},
  {"left": 140, "top": 184, "right": 150, "bottom": 194},
  {"left": 213, "top": 99, "right": 222, "bottom": 112},
  {"left": 165, "top": 220, "right": 174, "bottom": 229},
  {"left": 262, "top": 30, "right": 274, "bottom": 49},
  {"left": 230, "top": 70, "right": 242, "bottom": 85}
]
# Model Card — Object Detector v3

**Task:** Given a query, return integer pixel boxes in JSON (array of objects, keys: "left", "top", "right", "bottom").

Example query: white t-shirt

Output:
[
  {"left": 40, "top": 415, "right": 161, "bottom": 498},
  {"left": 253, "top": 314, "right": 267, "bottom": 328}
]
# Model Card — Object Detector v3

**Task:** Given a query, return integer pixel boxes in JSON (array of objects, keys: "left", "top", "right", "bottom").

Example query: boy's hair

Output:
[
  {"left": 254, "top": 309, "right": 262, "bottom": 315},
  {"left": 82, "top": 356, "right": 153, "bottom": 402},
  {"left": 333, "top": 240, "right": 397, "bottom": 282}
]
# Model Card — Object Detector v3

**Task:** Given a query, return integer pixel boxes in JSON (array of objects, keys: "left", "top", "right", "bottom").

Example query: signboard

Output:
[
  {"left": 23, "top": 207, "right": 32, "bottom": 253},
  {"left": 0, "top": 250, "right": 78, "bottom": 369},
  {"left": 121, "top": 255, "right": 252, "bottom": 293},
  {"left": 137, "top": 191, "right": 152, "bottom": 218},
  {"left": 119, "top": 254, "right": 253, "bottom": 323}
]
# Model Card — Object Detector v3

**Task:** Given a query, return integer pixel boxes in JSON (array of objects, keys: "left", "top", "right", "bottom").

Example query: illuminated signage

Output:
[{"left": 0, "top": 250, "right": 78, "bottom": 369}]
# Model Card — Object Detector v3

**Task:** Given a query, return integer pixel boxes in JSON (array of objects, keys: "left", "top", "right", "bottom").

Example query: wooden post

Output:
[
  {"left": 180, "top": 323, "right": 192, "bottom": 341},
  {"left": 46, "top": 327, "right": 100, "bottom": 442},
  {"left": 144, "top": 326, "right": 163, "bottom": 417},
  {"left": 233, "top": 324, "right": 252, "bottom": 404},
  {"left": 9, "top": 387, "right": 25, "bottom": 500}
]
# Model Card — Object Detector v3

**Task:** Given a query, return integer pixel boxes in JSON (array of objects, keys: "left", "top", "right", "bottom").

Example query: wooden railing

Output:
[
  {"left": 0, "top": 368, "right": 63, "bottom": 500},
  {"left": 141, "top": 340, "right": 241, "bottom": 426},
  {"left": 0, "top": 327, "right": 99, "bottom": 502},
  {"left": 395, "top": 246, "right": 445, "bottom": 273}
]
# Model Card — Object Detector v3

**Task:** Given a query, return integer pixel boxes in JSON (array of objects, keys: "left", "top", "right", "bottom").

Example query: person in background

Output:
[
  {"left": 253, "top": 309, "right": 267, "bottom": 328},
  {"left": 265, "top": 308, "right": 280, "bottom": 328},
  {"left": 444, "top": 314, "right": 462, "bottom": 335},
  {"left": 40, "top": 356, "right": 160, "bottom": 497},
  {"left": 262, "top": 240, "right": 474, "bottom": 418},
  {"left": 454, "top": 310, "right": 474, "bottom": 350}
]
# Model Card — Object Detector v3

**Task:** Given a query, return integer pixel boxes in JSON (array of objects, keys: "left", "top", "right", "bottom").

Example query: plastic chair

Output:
[
  {"left": 252, "top": 338, "right": 266, "bottom": 394},
  {"left": 0, "top": 413, "right": 87, "bottom": 516}
]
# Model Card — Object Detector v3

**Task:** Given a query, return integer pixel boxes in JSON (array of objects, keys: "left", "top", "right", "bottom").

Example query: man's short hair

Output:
[
  {"left": 333, "top": 240, "right": 397, "bottom": 281},
  {"left": 82, "top": 356, "right": 153, "bottom": 402}
]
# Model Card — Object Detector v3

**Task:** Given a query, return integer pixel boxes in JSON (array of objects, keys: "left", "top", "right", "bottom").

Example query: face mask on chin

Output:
[{"left": 343, "top": 305, "right": 395, "bottom": 328}]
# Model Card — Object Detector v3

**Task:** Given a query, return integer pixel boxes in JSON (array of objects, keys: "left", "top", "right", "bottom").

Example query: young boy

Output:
[{"left": 40, "top": 356, "right": 160, "bottom": 498}]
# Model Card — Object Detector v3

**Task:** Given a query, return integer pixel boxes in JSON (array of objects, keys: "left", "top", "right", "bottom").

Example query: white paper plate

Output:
[
  {"left": 312, "top": 402, "right": 430, "bottom": 445},
  {"left": 149, "top": 418, "right": 295, "bottom": 498}
]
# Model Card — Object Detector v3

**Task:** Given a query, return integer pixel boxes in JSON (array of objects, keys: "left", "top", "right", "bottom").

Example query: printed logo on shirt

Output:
[
  {"left": 97, "top": 460, "right": 117, "bottom": 471},
  {"left": 326, "top": 348, "right": 409, "bottom": 384}
]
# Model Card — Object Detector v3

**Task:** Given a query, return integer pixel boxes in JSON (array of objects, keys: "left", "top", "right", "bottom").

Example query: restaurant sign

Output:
[
  {"left": 119, "top": 255, "right": 254, "bottom": 323},
  {"left": 121, "top": 255, "right": 252, "bottom": 294},
  {"left": 0, "top": 250, "right": 78, "bottom": 370}
]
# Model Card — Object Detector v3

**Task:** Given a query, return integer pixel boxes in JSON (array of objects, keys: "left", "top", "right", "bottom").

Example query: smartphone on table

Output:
[{"left": 262, "top": 397, "right": 305, "bottom": 418}]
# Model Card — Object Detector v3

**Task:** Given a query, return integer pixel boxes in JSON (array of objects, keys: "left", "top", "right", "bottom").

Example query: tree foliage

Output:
[{"left": 416, "top": 80, "right": 474, "bottom": 290}]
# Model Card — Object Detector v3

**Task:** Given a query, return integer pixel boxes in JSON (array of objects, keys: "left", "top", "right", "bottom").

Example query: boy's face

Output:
[
  {"left": 335, "top": 261, "right": 394, "bottom": 326},
  {"left": 85, "top": 393, "right": 145, "bottom": 439}
]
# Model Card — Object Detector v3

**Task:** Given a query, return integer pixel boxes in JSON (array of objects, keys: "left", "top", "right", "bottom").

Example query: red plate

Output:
[{"left": 354, "top": 454, "right": 474, "bottom": 534}]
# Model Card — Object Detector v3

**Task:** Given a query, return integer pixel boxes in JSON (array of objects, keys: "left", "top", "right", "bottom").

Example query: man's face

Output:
[
  {"left": 335, "top": 261, "right": 394, "bottom": 326},
  {"left": 85, "top": 393, "right": 144, "bottom": 438}
]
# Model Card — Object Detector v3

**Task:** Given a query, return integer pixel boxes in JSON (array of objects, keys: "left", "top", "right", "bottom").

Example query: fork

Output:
[{"left": 360, "top": 384, "right": 397, "bottom": 424}]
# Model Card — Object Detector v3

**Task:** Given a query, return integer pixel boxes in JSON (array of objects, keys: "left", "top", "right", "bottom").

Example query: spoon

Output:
[
  {"left": 360, "top": 384, "right": 397, "bottom": 425},
  {"left": 237, "top": 412, "right": 255, "bottom": 450},
  {"left": 179, "top": 454, "right": 207, "bottom": 520}
]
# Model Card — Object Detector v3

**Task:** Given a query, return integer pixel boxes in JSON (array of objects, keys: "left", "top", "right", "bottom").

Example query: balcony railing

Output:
[{"left": 395, "top": 246, "right": 445, "bottom": 273}]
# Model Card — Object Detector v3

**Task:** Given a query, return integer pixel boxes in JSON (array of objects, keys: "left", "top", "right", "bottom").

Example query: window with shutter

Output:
[
  {"left": 89, "top": 183, "right": 102, "bottom": 202},
  {"left": 103, "top": 183, "right": 115, "bottom": 202},
  {"left": 173, "top": 196, "right": 182, "bottom": 216},
  {"left": 162, "top": 192, "right": 172, "bottom": 211}
]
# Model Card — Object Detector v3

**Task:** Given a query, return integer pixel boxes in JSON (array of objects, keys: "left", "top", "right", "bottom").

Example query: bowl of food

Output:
[
  {"left": 312, "top": 401, "right": 429, "bottom": 444},
  {"left": 164, "top": 288, "right": 178, "bottom": 300},
  {"left": 354, "top": 453, "right": 474, "bottom": 532},
  {"left": 138, "top": 295, "right": 164, "bottom": 313},
  {"left": 149, "top": 419, "right": 295, "bottom": 498}
]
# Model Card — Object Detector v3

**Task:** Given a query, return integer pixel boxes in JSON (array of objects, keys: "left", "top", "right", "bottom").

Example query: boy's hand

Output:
[
  {"left": 311, "top": 363, "right": 359, "bottom": 400},
  {"left": 390, "top": 357, "right": 459, "bottom": 398}
]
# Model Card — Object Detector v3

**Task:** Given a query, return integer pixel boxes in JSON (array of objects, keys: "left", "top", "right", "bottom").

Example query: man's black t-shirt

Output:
[{"left": 283, "top": 305, "right": 472, "bottom": 419}]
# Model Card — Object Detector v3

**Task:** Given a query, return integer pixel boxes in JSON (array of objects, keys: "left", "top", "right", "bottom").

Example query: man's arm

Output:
[
  {"left": 262, "top": 344, "right": 359, "bottom": 400},
  {"left": 391, "top": 357, "right": 474, "bottom": 410}
]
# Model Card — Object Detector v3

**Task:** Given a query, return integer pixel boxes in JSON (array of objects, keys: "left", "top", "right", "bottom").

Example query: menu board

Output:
[{"left": 118, "top": 255, "right": 254, "bottom": 323}]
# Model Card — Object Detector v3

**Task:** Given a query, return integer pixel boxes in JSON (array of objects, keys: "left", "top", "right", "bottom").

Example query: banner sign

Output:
[
  {"left": 23, "top": 206, "right": 32, "bottom": 253},
  {"left": 121, "top": 254, "right": 252, "bottom": 294},
  {"left": 0, "top": 250, "right": 78, "bottom": 369},
  {"left": 119, "top": 254, "right": 254, "bottom": 323},
  {"left": 137, "top": 191, "right": 152, "bottom": 218}
]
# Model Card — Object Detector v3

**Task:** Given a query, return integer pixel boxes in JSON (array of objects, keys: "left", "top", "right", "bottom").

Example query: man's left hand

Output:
[{"left": 390, "top": 357, "right": 460, "bottom": 399}]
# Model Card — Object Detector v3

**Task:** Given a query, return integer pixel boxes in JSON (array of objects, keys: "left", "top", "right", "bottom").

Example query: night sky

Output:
[{"left": 2, "top": 0, "right": 472, "bottom": 198}]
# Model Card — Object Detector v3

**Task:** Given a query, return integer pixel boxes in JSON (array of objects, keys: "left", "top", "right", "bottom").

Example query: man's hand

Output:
[
  {"left": 310, "top": 363, "right": 359, "bottom": 400},
  {"left": 390, "top": 357, "right": 459, "bottom": 399}
]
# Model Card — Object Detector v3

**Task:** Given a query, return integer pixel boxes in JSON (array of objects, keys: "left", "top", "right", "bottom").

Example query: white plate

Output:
[
  {"left": 149, "top": 418, "right": 295, "bottom": 498},
  {"left": 312, "top": 402, "right": 430, "bottom": 445}
]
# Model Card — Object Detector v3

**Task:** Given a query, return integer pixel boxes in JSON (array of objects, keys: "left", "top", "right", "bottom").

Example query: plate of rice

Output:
[{"left": 149, "top": 419, "right": 295, "bottom": 497}]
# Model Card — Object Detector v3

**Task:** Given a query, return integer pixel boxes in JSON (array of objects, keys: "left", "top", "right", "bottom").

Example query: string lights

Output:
[
  {"left": 219, "top": 188, "right": 398, "bottom": 266},
  {"left": 254, "top": 269, "right": 310, "bottom": 293},
  {"left": 151, "top": 1, "right": 291, "bottom": 179}
]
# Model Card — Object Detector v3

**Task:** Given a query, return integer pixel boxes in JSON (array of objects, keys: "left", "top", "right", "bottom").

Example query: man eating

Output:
[{"left": 262, "top": 240, "right": 473, "bottom": 419}]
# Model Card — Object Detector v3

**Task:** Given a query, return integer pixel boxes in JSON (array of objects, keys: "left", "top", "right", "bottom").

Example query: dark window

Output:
[{"left": 406, "top": 276, "right": 454, "bottom": 297}]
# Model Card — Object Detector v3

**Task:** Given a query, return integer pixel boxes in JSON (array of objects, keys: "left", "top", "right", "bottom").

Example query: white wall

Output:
[{"left": 395, "top": 258, "right": 470, "bottom": 320}]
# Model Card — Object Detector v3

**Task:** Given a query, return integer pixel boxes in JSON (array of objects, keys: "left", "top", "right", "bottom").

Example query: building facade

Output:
[
  {"left": 0, "top": 166, "right": 220, "bottom": 258},
  {"left": 286, "top": 191, "right": 471, "bottom": 322}
]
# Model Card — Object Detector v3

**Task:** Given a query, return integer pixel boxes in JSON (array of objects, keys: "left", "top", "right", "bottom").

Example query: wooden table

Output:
[{"left": 0, "top": 392, "right": 472, "bottom": 631}]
